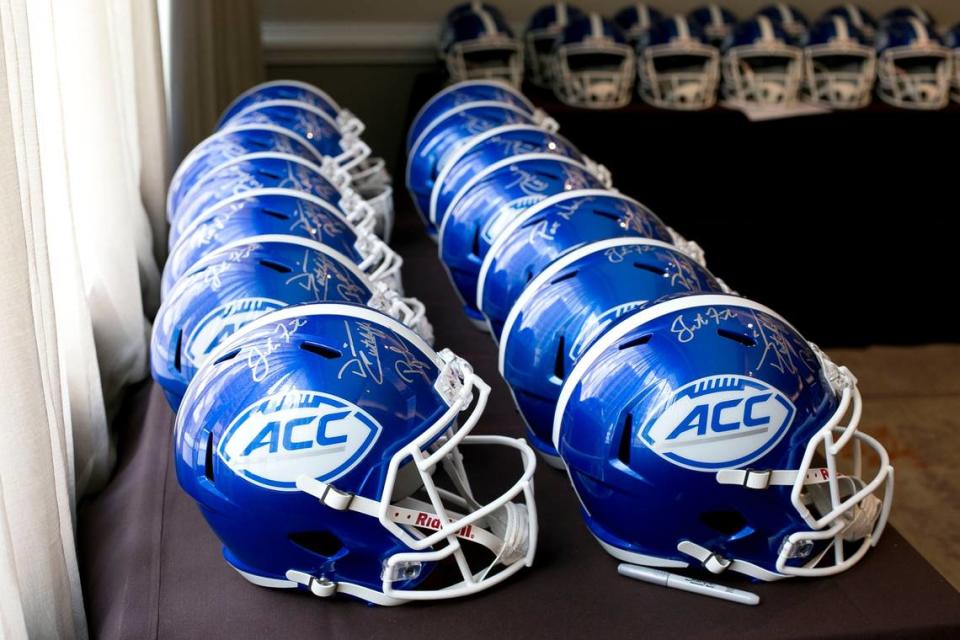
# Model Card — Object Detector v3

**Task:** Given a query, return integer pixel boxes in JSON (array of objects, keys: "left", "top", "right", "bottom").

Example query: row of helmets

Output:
[
  {"left": 439, "top": 2, "right": 960, "bottom": 110},
  {"left": 152, "top": 83, "right": 542, "bottom": 605},
  {"left": 407, "top": 78, "right": 894, "bottom": 586}
]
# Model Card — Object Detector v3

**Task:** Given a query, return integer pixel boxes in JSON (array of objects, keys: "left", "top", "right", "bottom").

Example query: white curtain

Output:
[{"left": 0, "top": 0, "right": 170, "bottom": 637}]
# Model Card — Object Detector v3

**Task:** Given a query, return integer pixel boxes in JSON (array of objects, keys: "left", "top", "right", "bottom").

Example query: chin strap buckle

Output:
[
  {"left": 740, "top": 468, "right": 772, "bottom": 490},
  {"left": 703, "top": 552, "right": 732, "bottom": 574},
  {"left": 286, "top": 570, "right": 337, "bottom": 598},
  {"left": 297, "top": 476, "right": 356, "bottom": 511}
]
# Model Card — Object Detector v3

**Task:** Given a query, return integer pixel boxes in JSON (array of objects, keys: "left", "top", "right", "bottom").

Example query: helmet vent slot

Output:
[
  {"left": 717, "top": 329, "right": 755, "bottom": 347},
  {"left": 250, "top": 138, "right": 270, "bottom": 150},
  {"left": 213, "top": 348, "right": 241, "bottom": 365},
  {"left": 204, "top": 431, "right": 215, "bottom": 482},
  {"left": 173, "top": 328, "right": 183, "bottom": 373},
  {"left": 256, "top": 169, "right": 283, "bottom": 181},
  {"left": 533, "top": 170, "right": 561, "bottom": 181},
  {"left": 289, "top": 531, "right": 344, "bottom": 558},
  {"left": 592, "top": 208, "right": 621, "bottom": 221},
  {"left": 553, "top": 335, "right": 566, "bottom": 380},
  {"left": 617, "top": 334, "right": 651, "bottom": 350},
  {"left": 258, "top": 259, "right": 292, "bottom": 274},
  {"left": 549, "top": 269, "right": 579, "bottom": 285},
  {"left": 300, "top": 341, "right": 342, "bottom": 359},
  {"left": 699, "top": 510, "right": 749, "bottom": 537},
  {"left": 471, "top": 223, "right": 482, "bottom": 257},
  {"left": 617, "top": 413, "right": 634, "bottom": 465},
  {"left": 520, "top": 215, "right": 547, "bottom": 229},
  {"left": 633, "top": 261, "right": 666, "bottom": 276},
  {"left": 261, "top": 208, "right": 290, "bottom": 221}
]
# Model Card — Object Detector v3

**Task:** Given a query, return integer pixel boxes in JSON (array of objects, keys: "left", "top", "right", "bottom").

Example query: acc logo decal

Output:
[
  {"left": 218, "top": 390, "right": 382, "bottom": 490},
  {"left": 184, "top": 297, "right": 284, "bottom": 367},
  {"left": 639, "top": 375, "right": 795, "bottom": 471}
]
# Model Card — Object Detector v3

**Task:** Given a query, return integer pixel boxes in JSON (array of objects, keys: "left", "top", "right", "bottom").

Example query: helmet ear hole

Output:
[
  {"left": 289, "top": 531, "right": 345, "bottom": 559},
  {"left": 699, "top": 510, "right": 749, "bottom": 537}
]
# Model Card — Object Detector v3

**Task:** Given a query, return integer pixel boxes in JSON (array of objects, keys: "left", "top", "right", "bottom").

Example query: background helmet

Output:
[
  {"left": 804, "top": 16, "right": 876, "bottom": 109},
  {"left": 552, "top": 13, "right": 637, "bottom": 109},
  {"left": 637, "top": 15, "right": 721, "bottom": 110}
]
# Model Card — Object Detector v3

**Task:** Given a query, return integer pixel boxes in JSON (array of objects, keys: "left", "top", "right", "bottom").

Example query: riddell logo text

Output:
[{"left": 414, "top": 512, "right": 475, "bottom": 540}]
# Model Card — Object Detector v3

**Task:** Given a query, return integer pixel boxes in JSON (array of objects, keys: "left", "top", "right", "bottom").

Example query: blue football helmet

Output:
[
  {"left": 821, "top": 4, "right": 877, "bottom": 43},
  {"left": 803, "top": 17, "right": 876, "bottom": 109},
  {"left": 612, "top": 4, "right": 664, "bottom": 47},
  {"left": 445, "top": 1, "right": 506, "bottom": 24},
  {"left": 168, "top": 153, "right": 378, "bottom": 247},
  {"left": 226, "top": 100, "right": 371, "bottom": 171},
  {"left": 755, "top": 4, "right": 809, "bottom": 46},
  {"left": 406, "top": 80, "right": 536, "bottom": 155},
  {"left": 437, "top": 154, "right": 606, "bottom": 327},
  {"left": 168, "top": 124, "right": 329, "bottom": 222},
  {"left": 554, "top": 293, "right": 893, "bottom": 580},
  {"left": 946, "top": 24, "right": 960, "bottom": 102},
  {"left": 500, "top": 238, "right": 726, "bottom": 467},
  {"left": 439, "top": 5, "right": 523, "bottom": 87},
  {"left": 637, "top": 16, "right": 721, "bottom": 110},
  {"left": 477, "top": 189, "right": 703, "bottom": 339},
  {"left": 174, "top": 303, "right": 537, "bottom": 605},
  {"left": 881, "top": 6, "right": 934, "bottom": 26},
  {"left": 875, "top": 17, "right": 951, "bottom": 109},
  {"left": 218, "top": 80, "right": 363, "bottom": 137},
  {"left": 525, "top": 3, "right": 585, "bottom": 87},
  {"left": 551, "top": 13, "right": 637, "bottom": 109},
  {"left": 406, "top": 101, "right": 555, "bottom": 237},
  {"left": 687, "top": 4, "right": 738, "bottom": 48},
  {"left": 163, "top": 188, "right": 401, "bottom": 298},
  {"left": 429, "top": 124, "right": 611, "bottom": 229},
  {"left": 721, "top": 16, "right": 803, "bottom": 105},
  {"left": 152, "top": 236, "right": 430, "bottom": 410}
]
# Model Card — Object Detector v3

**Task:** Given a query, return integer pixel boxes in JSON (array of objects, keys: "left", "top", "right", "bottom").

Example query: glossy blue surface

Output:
[
  {"left": 806, "top": 16, "right": 870, "bottom": 46},
  {"left": 724, "top": 16, "right": 794, "bottom": 51},
  {"left": 756, "top": 4, "right": 809, "bottom": 45},
  {"left": 431, "top": 125, "right": 583, "bottom": 227},
  {"left": 875, "top": 17, "right": 944, "bottom": 52},
  {"left": 175, "top": 305, "right": 445, "bottom": 599},
  {"left": 168, "top": 127, "right": 320, "bottom": 220},
  {"left": 561, "top": 12, "right": 629, "bottom": 46},
  {"left": 687, "top": 5, "right": 738, "bottom": 47},
  {"left": 556, "top": 294, "right": 840, "bottom": 573},
  {"left": 169, "top": 154, "right": 346, "bottom": 245},
  {"left": 226, "top": 102, "right": 352, "bottom": 161},
  {"left": 217, "top": 81, "right": 341, "bottom": 130},
  {"left": 478, "top": 191, "right": 674, "bottom": 339},
  {"left": 153, "top": 239, "right": 375, "bottom": 410},
  {"left": 501, "top": 240, "right": 723, "bottom": 459},
  {"left": 527, "top": 2, "right": 584, "bottom": 32},
  {"left": 440, "top": 5, "right": 515, "bottom": 55},
  {"left": 612, "top": 3, "right": 663, "bottom": 44},
  {"left": 821, "top": 5, "right": 877, "bottom": 41},
  {"left": 881, "top": 6, "right": 933, "bottom": 26},
  {"left": 405, "top": 81, "right": 533, "bottom": 155},
  {"left": 439, "top": 155, "right": 604, "bottom": 321},
  {"left": 163, "top": 190, "right": 363, "bottom": 297},
  {"left": 406, "top": 103, "right": 537, "bottom": 229}
]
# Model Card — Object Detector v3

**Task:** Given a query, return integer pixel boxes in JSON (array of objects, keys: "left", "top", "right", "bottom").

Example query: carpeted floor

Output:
[{"left": 827, "top": 344, "right": 960, "bottom": 590}]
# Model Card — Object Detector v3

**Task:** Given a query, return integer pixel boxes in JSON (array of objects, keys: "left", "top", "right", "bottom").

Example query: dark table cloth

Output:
[{"left": 80, "top": 212, "right": 960, "bottom": 639}]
